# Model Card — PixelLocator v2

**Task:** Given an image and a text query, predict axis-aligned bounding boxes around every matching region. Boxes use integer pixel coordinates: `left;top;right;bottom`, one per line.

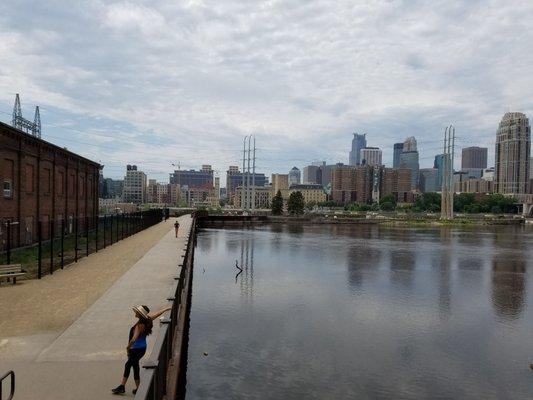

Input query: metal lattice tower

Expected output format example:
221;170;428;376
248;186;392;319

12;94;41;138
440;125;455;219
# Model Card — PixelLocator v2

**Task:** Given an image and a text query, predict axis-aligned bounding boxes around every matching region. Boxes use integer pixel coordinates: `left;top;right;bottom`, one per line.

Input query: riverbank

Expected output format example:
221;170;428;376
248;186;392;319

198;214;526;228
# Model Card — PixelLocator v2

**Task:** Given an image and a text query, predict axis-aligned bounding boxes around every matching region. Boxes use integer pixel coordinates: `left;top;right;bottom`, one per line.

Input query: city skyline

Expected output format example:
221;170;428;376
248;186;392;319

0;2;533;181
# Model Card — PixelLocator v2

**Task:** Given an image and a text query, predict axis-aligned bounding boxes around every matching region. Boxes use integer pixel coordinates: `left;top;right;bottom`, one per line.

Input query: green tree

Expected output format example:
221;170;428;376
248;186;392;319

454;193;476;212
287;191;305;215
379;194;397;211
271;190;284;215
414;192;441;211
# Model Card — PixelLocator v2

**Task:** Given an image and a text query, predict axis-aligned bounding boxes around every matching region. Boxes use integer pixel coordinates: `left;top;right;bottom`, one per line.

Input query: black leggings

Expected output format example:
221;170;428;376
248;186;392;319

124;347;146;380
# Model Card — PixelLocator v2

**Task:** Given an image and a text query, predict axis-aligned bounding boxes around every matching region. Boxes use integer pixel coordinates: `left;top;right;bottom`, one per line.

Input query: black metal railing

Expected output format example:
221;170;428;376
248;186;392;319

0;370;15;400
0;209;168;280
135;218;196;400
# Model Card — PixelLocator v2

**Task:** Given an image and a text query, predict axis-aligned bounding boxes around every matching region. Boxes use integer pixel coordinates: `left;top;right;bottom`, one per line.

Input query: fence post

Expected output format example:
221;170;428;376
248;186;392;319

38;221;42;279
116;213;119;242
61;219;64;269
121;213;124;240
50;219;54;275
103;215;107;249
86;216;89;257
111;214;114;245
74;217;78;263
6;221;10;265
95;215;98;253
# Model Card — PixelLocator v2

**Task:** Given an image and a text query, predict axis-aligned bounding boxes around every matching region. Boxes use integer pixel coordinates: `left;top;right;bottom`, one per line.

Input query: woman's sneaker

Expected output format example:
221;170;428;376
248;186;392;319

111;385;125;394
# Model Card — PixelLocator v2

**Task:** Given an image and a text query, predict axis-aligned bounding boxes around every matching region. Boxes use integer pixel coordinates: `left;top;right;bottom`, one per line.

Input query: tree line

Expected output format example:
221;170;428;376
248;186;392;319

271;191;519;215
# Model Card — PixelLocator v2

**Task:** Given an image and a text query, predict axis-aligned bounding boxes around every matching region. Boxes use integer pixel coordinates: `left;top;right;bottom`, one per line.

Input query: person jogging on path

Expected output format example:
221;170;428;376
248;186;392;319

111;304;172;395
174;220;180;237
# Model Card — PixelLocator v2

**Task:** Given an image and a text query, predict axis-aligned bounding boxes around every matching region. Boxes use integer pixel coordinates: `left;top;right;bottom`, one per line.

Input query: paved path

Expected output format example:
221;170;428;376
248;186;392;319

0;215;191;400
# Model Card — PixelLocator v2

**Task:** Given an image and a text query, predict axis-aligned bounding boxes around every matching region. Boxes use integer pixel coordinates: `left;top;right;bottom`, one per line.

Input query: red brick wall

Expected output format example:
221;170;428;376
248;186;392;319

0;122;100;249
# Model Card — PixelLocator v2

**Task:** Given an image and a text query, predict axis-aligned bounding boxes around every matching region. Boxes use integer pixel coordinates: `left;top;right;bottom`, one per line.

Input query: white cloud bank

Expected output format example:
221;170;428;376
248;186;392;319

0;0;531;180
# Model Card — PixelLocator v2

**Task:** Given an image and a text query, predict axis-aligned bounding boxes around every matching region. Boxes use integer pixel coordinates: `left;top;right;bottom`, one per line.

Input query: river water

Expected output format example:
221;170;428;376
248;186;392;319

183;224;533;399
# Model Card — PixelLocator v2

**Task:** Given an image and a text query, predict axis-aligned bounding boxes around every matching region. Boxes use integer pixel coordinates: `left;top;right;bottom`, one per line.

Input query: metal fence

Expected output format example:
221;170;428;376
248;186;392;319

135;217;196;400
0;370;15;400
0;209;167;279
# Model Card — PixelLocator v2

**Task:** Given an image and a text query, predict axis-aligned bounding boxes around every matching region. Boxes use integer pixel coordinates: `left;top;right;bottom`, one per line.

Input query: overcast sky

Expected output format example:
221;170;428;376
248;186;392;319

0;0;532;182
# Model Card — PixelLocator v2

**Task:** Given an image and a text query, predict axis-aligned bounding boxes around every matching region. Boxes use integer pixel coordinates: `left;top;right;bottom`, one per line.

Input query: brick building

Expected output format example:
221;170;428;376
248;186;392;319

331;165;412;204
0;121;100;249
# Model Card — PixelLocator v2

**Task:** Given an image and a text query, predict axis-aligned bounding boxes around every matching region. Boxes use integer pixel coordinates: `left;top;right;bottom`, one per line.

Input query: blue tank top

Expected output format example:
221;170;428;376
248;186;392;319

129;323;147;349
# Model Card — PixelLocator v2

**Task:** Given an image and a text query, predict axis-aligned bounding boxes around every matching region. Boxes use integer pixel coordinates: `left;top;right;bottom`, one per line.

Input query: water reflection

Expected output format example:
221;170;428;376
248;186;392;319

186;225;533;400
238;234;254;301
491;259;526;320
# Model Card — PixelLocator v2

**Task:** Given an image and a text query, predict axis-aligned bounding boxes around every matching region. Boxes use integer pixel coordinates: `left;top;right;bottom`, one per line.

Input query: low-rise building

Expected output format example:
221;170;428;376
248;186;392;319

281;184;326;204
454;179;494;194
234;186;272;209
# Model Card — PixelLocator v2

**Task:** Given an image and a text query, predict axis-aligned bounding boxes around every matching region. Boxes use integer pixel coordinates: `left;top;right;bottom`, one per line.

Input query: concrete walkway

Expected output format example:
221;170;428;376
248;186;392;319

0;215;191;400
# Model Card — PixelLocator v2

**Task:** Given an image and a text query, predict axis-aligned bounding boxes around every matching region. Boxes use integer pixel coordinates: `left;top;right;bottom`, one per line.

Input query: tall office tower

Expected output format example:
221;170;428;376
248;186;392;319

399;137;419;189
360;147;382;167
494;112;531;194
462;147;488;169
403;136;417;152
123;165;147;204
434;154;446;189
349;133;367;166
393;143;404;168
419;168;438;193
289;167;301;185
303;165;321;184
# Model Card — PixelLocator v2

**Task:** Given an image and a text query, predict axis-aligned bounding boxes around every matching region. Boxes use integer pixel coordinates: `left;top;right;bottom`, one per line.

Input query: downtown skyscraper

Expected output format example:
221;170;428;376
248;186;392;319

349;133;367;166
495;112;531;194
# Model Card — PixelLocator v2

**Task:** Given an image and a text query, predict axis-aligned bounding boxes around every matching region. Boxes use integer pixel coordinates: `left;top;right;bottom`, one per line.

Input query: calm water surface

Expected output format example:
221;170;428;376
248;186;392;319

184;224;533;399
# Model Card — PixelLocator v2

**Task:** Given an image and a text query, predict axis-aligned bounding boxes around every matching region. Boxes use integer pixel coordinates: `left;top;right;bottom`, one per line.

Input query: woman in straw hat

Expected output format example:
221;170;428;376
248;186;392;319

112;304;172;395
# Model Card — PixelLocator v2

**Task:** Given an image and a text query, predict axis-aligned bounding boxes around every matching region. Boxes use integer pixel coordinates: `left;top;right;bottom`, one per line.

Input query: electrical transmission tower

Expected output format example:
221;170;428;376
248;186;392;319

241;135;257;213
440;125;455;219
12;94;41;138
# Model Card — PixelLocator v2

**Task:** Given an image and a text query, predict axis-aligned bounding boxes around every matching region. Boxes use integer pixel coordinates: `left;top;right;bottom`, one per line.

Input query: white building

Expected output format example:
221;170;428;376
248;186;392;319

360;147;382;166
122;165;147;204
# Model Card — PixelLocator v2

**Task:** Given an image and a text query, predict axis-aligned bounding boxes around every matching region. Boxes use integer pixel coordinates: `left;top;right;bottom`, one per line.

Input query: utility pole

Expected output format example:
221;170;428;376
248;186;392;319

247;135;252;211
252;136;256;212
440;125;455;219
242;136;248;211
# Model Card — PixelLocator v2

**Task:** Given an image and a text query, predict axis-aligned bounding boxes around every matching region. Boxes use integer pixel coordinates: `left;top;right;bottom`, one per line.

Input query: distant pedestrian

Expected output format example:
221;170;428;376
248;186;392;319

174;220;180;237
111;304;171;395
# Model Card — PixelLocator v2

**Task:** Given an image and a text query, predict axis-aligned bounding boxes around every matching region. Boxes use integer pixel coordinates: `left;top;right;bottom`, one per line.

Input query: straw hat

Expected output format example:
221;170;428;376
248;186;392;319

132;305;150;319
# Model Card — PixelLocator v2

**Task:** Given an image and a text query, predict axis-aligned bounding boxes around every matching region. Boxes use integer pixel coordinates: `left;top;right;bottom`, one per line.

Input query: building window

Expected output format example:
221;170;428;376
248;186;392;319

3;180;12;198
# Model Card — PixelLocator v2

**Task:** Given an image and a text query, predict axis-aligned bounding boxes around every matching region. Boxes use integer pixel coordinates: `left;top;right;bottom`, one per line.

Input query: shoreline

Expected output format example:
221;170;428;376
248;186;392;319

197;214;529;228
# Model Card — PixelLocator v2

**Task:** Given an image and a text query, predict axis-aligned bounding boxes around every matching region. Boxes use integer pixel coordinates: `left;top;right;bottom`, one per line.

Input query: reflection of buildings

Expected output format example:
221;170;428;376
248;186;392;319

491;259;526;320
346;245;382;291
389;248;416;288
238;234;255;301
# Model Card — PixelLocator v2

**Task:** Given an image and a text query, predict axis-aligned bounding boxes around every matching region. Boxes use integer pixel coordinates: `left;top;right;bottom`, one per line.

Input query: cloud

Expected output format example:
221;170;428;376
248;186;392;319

0;0;531;181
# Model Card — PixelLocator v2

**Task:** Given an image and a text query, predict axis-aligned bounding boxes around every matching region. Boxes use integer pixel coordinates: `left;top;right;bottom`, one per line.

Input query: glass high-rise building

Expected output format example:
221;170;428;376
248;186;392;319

289;167;301;186
495;112;530;194
393;143;404;168
434;154;446;190
399;137;419;189
349;133;367;166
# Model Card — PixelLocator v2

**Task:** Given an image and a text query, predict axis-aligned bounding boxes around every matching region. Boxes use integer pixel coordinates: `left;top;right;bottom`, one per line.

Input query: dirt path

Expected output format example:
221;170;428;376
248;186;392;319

0;218;175;337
